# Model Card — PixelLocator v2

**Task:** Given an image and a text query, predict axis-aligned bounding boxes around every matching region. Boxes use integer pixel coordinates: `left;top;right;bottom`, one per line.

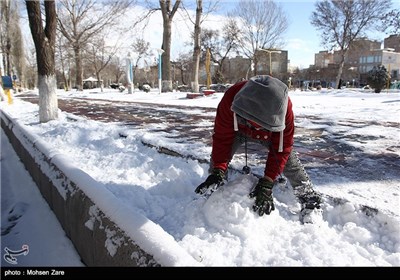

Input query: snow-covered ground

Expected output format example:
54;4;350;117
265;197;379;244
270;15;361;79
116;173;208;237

1;86;399;267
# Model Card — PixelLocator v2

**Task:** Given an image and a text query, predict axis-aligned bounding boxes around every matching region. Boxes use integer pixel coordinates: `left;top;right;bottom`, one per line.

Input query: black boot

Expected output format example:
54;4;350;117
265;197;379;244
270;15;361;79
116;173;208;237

293;183;323;224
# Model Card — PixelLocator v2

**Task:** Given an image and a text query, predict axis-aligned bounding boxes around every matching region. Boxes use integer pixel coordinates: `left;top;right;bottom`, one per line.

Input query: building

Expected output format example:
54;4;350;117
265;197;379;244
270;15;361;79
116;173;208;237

255;49;289;82
132;34;398;91
222;55;251;83
384;34;400;52
315;51;333;68
310;35;399;87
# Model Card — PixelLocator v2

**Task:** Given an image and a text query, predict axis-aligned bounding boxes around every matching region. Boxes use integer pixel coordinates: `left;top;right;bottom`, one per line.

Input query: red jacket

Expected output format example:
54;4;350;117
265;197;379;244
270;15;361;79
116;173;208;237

211;81;294;180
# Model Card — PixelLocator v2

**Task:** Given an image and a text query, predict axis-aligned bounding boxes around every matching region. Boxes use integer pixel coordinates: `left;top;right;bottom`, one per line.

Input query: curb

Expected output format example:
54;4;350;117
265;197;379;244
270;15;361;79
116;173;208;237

1;110;200;267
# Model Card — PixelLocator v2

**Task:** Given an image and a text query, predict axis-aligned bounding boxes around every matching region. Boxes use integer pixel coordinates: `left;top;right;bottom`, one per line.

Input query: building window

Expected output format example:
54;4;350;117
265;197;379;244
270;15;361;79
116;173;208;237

366;65;373;72
393;70;398;79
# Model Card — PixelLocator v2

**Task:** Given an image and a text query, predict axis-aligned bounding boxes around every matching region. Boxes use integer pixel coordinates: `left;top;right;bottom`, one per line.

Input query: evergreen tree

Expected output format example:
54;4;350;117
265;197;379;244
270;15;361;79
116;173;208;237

367;65;390;93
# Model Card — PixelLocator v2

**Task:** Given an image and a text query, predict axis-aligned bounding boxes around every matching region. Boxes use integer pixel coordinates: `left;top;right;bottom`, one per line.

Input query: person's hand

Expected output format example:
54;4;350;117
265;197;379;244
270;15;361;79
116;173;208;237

249;177;275;216
195;169;225;195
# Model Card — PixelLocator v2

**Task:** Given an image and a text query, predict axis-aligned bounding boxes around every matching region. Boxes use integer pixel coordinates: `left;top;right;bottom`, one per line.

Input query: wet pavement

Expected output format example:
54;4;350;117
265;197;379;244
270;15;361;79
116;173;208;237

17;93;400;184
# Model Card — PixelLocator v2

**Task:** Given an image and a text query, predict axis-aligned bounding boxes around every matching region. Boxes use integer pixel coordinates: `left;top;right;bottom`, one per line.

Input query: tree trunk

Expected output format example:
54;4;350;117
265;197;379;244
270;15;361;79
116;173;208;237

26;0;58;122
191;0;202;93
335;57;345;89
38;74;58;121
162;19;173;92
159;0;181;93
73;45;83;91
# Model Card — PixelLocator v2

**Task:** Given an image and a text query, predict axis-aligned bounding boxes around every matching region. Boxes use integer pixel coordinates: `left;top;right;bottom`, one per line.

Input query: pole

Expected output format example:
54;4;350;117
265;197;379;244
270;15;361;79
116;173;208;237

269;52;272;76
258;49;281;76
156;49;164;94
206;48;211;89
126;53;133;94
158;53;162;94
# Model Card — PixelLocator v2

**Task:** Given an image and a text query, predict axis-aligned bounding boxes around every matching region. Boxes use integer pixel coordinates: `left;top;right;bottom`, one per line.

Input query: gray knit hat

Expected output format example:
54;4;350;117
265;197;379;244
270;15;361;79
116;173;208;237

231;75;288;132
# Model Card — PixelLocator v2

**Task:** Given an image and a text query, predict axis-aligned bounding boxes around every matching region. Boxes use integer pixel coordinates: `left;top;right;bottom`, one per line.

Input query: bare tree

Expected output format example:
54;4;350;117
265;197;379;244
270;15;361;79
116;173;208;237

201;19;241;84
159;0;181;92
1;0;12;76
107;56;125;85
311;0;392;89
25;0;58;123
189;0;202;92
11;3;26;89
200;28;219;83
57;0;134;91
173;51;192;86
180;0;220;92
131;38;151;85
381;9;400;34
231;0;288;76
55;32;73;91
84;37;119;91
0;0;26;88
25;47;37;89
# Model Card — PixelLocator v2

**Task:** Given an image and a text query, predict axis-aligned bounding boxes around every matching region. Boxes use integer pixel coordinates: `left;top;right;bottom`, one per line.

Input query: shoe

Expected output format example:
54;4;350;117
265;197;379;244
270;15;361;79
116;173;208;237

293;183;323;224
293;182;322;210
300;207;323;224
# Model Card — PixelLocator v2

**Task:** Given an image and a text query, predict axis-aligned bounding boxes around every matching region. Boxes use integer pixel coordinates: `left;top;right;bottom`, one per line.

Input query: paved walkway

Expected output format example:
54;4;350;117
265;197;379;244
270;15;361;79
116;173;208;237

18;93;400;185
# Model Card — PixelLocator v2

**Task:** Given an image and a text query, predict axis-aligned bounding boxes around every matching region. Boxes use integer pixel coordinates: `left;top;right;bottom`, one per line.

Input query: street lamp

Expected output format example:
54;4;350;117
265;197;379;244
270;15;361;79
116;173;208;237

156;48;164;94
258;48;281;76
246;59;254;79
348;67;356;88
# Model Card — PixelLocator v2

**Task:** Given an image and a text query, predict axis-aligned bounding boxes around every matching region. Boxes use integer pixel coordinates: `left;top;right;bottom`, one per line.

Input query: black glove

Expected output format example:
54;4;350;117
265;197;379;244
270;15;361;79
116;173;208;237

195;169;225;195
249;178;275;216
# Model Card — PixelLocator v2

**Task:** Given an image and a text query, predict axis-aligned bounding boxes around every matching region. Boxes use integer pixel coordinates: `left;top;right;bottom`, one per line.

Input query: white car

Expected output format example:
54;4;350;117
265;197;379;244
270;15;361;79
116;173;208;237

142;84;151;92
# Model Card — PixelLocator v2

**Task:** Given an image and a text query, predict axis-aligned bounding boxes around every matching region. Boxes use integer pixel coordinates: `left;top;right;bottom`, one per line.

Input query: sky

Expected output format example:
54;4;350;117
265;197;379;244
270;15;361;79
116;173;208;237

1;85;399;268
17;0;399;71
133;0;399;69
129;0;330;68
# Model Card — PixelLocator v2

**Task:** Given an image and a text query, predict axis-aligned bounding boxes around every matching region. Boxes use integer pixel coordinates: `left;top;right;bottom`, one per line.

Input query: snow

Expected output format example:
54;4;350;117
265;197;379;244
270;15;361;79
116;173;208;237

1;86;399;267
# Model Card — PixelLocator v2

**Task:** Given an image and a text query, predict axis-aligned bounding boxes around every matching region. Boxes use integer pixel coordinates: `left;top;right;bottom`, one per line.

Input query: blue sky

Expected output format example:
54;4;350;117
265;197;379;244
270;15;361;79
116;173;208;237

279;0;399;68
278;0;322;68
209;0;324;67
215;0;399;68
181;0;322;68
19;0;398;70
204;0;400;68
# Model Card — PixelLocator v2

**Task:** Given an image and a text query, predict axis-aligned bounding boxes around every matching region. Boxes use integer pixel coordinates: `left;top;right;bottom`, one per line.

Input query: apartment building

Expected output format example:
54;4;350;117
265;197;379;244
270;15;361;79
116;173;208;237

133;34;398;90
385;34;400;52
311;35;399;87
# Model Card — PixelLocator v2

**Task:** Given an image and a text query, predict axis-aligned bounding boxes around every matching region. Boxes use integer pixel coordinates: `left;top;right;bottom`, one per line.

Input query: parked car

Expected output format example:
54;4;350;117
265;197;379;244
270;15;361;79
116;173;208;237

110;83;122;89
210;84;227;92
142;84;151;92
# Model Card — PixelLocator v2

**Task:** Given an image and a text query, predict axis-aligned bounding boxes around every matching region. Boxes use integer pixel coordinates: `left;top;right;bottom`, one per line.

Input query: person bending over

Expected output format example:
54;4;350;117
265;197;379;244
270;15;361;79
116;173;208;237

195;75;322;221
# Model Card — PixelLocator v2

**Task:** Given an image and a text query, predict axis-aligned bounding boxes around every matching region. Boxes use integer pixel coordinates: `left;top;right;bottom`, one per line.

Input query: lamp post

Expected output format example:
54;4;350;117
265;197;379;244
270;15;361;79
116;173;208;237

126;52;134;94
246;59;254;79
348;67;357;88
156;48;164;94
258;48;281;76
